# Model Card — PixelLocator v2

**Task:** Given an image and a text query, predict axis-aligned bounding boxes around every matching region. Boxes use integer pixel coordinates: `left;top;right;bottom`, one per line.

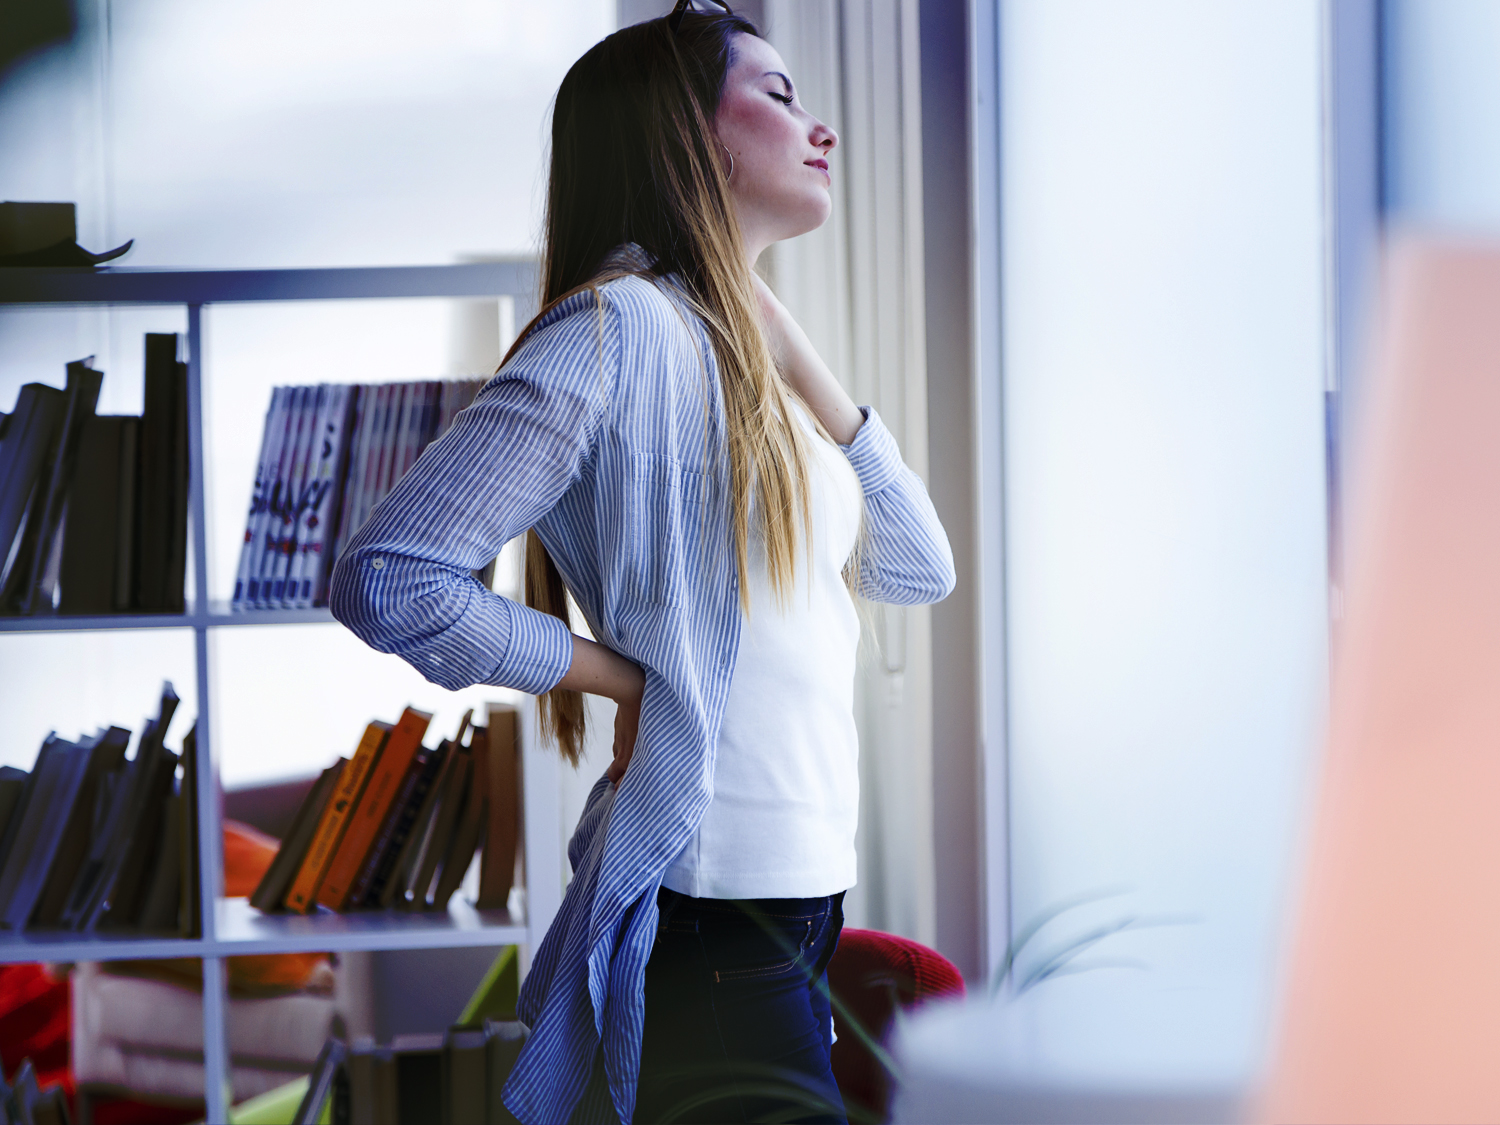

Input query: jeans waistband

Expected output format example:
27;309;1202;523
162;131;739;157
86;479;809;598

656;887;845;930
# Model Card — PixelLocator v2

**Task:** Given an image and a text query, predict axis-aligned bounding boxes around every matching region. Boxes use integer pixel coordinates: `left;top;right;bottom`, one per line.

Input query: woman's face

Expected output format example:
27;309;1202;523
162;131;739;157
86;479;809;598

715;33;838;261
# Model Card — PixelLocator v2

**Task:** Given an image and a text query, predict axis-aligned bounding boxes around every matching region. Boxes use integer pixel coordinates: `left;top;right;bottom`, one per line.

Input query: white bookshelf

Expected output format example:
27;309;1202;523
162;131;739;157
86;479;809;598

0;262;559;1125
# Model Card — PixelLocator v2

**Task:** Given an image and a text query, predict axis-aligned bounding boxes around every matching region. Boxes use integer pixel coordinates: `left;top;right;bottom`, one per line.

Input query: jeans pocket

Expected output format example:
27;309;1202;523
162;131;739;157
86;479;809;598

707;916;817;984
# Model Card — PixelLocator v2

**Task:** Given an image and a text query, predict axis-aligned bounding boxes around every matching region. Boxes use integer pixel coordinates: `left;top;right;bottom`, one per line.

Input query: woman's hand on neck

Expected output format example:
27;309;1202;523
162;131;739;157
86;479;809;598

749;269;864;445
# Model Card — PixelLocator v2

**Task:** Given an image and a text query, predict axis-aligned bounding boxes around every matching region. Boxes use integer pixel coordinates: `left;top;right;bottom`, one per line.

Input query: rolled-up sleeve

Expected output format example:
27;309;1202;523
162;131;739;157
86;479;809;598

840;406;957;605
330;291;618;694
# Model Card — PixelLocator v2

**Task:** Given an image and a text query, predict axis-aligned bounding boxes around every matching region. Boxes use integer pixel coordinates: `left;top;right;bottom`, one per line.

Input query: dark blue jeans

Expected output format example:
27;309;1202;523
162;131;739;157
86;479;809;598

634;888;848;1124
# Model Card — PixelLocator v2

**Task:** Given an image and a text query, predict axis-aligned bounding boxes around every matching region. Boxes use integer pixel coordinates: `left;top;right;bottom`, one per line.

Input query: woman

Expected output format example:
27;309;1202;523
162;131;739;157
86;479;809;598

330;4;954;1123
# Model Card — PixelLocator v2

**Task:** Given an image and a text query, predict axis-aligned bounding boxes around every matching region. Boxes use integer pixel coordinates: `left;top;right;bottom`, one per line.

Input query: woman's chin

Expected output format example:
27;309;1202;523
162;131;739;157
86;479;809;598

776;197;834;242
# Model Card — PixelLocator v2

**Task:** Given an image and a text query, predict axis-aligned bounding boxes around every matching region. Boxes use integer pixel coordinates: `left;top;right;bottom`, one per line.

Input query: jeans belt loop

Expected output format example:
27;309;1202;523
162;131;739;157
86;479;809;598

655;886;682;943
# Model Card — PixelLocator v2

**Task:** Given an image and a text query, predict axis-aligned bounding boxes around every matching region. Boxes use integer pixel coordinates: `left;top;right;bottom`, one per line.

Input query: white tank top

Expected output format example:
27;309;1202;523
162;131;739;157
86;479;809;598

662;404;863;900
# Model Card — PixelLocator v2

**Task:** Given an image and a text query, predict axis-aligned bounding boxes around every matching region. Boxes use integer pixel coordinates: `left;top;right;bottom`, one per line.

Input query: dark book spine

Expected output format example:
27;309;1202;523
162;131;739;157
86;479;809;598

112;418;139;611
164;359;188;612
360;750;442;907
59;416;126;615
135;334;179;610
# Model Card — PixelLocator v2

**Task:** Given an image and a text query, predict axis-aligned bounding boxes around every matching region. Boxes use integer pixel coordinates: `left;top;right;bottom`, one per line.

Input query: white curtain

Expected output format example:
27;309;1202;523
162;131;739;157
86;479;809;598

763;0;936;944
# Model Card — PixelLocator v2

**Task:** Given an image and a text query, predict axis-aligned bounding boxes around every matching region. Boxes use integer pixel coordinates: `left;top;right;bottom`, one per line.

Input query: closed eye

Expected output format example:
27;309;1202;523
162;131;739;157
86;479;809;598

770;92;794;106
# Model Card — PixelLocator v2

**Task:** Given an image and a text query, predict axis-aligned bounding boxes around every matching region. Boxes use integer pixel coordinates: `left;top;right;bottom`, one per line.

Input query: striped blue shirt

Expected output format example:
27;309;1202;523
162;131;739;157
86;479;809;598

329;255;955;1125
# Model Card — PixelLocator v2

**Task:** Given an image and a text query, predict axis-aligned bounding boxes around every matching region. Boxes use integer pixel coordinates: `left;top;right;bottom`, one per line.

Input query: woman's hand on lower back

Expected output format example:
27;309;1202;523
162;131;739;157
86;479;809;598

555;632;646;785
607;693;641;786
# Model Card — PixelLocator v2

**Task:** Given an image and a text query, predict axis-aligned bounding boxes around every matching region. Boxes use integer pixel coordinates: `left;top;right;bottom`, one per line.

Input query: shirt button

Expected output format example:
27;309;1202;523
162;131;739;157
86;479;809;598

371;557;385;570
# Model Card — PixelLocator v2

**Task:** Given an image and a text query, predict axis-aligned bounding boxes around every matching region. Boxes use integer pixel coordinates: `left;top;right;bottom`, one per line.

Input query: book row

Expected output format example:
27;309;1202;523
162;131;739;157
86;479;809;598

251;702;521;916
0;684;200;936
297;1018;527;1125
0;1055;69;1125
232;378;488;611
0;335;189;617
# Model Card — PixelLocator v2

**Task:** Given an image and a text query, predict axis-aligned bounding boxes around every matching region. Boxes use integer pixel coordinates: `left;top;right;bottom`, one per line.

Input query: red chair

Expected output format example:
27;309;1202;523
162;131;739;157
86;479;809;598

827;928;966;1122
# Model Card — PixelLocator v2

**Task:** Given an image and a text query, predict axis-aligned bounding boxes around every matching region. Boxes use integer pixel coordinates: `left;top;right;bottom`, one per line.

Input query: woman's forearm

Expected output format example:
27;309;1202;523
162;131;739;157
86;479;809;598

752;274;864;444
555;633;646;704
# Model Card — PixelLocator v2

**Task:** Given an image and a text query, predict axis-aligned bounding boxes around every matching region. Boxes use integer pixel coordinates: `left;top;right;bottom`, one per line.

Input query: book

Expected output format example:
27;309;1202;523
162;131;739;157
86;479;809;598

2;357;104;614
0;735;90;928
6;1059;39;1125
344;383;389;551
285;721;391;913
482;1019;528;1125
294;1037;348;1125
477;703;522;910
0;765;27;845
31;1085;66;1125
111;416;140;611
100;744;180;929
30;724;131;928
0;383;66;595
0;740;54;882
374;383;408;510
233;386;275;608
135;789;183;932
0;361;100;613
349;746;432;907
250;759;345;912
296;383;356;608
431;748;487;913
181;722;201;936
405;744;472;910
331;385;372;567
391;1032;444;1125
255;384;304;609
334;1036;398;1125
442;1025;489;1125
377;740;452;909
238;386;290;608
317;707;432;910
58;415;134;615
164;355;190;612
284;384;331;608
136;334;184;611
270;384;317;606
59;682;179;931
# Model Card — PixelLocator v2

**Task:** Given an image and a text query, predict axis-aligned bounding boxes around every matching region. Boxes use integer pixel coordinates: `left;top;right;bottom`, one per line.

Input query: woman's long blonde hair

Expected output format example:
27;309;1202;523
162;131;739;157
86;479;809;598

507;11;818;766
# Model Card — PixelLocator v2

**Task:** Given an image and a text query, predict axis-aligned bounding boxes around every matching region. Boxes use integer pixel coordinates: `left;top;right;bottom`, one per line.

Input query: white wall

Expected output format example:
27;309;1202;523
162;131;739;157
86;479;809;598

904;0;1331;1105
1384;0;1500;232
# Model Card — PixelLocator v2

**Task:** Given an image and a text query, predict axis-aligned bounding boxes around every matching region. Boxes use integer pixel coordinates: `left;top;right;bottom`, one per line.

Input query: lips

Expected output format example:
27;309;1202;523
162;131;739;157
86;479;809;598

806;158;830;180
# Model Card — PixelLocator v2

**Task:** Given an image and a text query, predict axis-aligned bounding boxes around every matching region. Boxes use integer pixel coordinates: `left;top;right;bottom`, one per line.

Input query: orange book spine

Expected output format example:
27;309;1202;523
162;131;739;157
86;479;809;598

316;707;433;910
285;721;391;913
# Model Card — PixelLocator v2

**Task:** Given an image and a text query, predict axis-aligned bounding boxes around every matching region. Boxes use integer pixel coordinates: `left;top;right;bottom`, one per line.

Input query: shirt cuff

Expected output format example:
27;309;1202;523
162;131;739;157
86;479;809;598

838;406;905;495
484;596;575;695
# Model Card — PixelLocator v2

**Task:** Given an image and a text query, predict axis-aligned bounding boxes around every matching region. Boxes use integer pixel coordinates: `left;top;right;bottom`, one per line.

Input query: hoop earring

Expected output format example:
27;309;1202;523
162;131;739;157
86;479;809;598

721;144;735;182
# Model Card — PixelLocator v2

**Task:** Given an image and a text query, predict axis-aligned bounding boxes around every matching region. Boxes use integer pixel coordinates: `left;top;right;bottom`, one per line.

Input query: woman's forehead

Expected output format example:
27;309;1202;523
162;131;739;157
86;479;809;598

728;32;789;83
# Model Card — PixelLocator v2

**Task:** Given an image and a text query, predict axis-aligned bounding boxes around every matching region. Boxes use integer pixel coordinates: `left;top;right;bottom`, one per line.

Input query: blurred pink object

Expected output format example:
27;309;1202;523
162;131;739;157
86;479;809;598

1261;239;1500;1123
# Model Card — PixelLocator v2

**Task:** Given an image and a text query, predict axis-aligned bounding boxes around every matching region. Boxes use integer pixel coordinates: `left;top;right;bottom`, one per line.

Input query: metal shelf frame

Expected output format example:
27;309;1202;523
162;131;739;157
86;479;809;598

0;262;556;1125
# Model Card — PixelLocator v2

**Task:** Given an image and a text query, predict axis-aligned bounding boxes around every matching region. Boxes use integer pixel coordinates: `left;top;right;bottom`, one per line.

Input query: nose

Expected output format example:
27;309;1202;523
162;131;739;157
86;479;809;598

812;119;838;152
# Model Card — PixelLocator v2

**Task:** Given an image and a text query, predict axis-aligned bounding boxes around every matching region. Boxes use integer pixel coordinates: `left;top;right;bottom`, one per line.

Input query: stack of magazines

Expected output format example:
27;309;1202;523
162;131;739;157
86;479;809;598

232;378;488;611
0;683;201;937
250;702;522;917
